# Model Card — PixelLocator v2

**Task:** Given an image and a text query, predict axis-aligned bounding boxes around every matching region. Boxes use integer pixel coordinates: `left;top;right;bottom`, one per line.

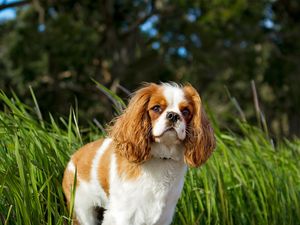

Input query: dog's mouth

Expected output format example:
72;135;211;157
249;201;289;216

153;127;177;138
152;127;183;145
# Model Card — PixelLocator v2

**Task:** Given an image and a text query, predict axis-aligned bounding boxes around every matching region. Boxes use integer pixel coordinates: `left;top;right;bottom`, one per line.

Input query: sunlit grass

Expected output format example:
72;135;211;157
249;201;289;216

0;91;299;225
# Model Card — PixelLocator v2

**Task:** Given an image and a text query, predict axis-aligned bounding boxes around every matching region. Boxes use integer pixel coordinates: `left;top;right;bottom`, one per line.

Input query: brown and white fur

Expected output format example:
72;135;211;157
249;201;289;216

62;83;215;225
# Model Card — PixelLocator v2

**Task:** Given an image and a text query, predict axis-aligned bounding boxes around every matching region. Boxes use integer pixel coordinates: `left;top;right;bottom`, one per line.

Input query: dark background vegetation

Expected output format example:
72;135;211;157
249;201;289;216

0;0;299;138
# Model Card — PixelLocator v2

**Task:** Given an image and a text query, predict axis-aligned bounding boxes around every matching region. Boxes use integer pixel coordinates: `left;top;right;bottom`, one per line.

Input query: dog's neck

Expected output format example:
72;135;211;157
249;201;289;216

150;142;185;162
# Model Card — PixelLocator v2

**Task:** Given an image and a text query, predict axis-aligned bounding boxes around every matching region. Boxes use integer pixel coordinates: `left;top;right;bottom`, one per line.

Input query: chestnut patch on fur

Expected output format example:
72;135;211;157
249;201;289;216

179;101;193;123
72;139;104;181
98;146;113;196
116;153;141;180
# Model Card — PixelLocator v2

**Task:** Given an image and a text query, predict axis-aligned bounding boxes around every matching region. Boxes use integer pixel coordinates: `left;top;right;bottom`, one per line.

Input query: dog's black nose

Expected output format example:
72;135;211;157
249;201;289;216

166;111;180;123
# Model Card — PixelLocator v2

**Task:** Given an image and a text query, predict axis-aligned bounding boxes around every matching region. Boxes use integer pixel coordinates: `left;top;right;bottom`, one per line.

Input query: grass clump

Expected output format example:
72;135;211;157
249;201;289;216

175;123;300;225
0;91;299;225
0;91;97;224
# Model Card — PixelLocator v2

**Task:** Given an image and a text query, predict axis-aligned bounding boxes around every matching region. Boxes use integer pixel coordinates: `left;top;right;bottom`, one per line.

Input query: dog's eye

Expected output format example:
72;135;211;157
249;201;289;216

152;105;162;113
181;108;190;117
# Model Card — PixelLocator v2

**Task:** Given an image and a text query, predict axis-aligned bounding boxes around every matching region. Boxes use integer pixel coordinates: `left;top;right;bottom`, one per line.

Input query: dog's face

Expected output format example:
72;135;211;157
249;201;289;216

110;83;215;167
148;84;193;144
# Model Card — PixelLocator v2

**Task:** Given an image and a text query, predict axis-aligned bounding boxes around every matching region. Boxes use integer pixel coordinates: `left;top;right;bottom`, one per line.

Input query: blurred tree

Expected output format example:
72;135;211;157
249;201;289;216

0;0;299;137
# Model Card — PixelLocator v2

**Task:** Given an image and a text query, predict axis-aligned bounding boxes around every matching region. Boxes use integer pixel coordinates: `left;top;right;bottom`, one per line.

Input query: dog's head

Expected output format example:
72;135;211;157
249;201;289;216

110;83;215;167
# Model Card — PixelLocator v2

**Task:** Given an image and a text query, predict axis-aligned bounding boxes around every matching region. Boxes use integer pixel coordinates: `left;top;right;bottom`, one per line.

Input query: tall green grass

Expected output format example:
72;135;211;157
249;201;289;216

0;91;299;225
175;124;300;225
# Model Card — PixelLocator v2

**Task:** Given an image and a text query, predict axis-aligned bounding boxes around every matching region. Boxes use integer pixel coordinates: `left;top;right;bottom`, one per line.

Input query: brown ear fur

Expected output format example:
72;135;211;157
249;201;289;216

183;84;216;167
109;83;158;163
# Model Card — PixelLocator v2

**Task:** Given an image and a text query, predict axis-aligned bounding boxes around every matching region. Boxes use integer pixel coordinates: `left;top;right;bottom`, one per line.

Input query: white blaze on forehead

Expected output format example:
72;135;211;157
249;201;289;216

162;83;185;111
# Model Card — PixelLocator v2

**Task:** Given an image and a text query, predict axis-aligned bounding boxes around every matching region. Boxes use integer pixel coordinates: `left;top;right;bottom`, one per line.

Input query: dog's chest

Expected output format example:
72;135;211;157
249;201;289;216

110;159;187;225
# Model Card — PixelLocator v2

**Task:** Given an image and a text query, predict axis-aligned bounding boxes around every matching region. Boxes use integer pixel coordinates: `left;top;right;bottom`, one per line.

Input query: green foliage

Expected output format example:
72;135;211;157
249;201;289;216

1;0;300;136
0;91;299;225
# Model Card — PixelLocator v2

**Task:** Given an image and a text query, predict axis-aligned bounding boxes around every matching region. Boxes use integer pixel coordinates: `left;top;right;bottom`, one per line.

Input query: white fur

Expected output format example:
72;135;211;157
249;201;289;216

67;160;76;173
102;142;187;225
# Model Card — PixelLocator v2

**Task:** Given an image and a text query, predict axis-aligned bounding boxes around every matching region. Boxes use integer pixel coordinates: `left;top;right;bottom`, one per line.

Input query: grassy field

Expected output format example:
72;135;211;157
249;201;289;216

0;91;299;225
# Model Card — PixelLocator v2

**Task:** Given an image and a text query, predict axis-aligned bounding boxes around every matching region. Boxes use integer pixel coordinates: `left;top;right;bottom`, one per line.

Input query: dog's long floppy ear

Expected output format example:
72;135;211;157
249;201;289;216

183;84;216;167
109;83;158;163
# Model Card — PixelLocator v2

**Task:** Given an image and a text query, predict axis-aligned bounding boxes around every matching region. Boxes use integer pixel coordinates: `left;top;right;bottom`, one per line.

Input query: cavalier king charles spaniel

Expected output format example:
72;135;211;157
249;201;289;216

62;82;215;225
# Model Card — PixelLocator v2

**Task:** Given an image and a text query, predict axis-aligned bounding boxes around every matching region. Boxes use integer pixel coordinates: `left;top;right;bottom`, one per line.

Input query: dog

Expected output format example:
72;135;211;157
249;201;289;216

62;82;215;225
